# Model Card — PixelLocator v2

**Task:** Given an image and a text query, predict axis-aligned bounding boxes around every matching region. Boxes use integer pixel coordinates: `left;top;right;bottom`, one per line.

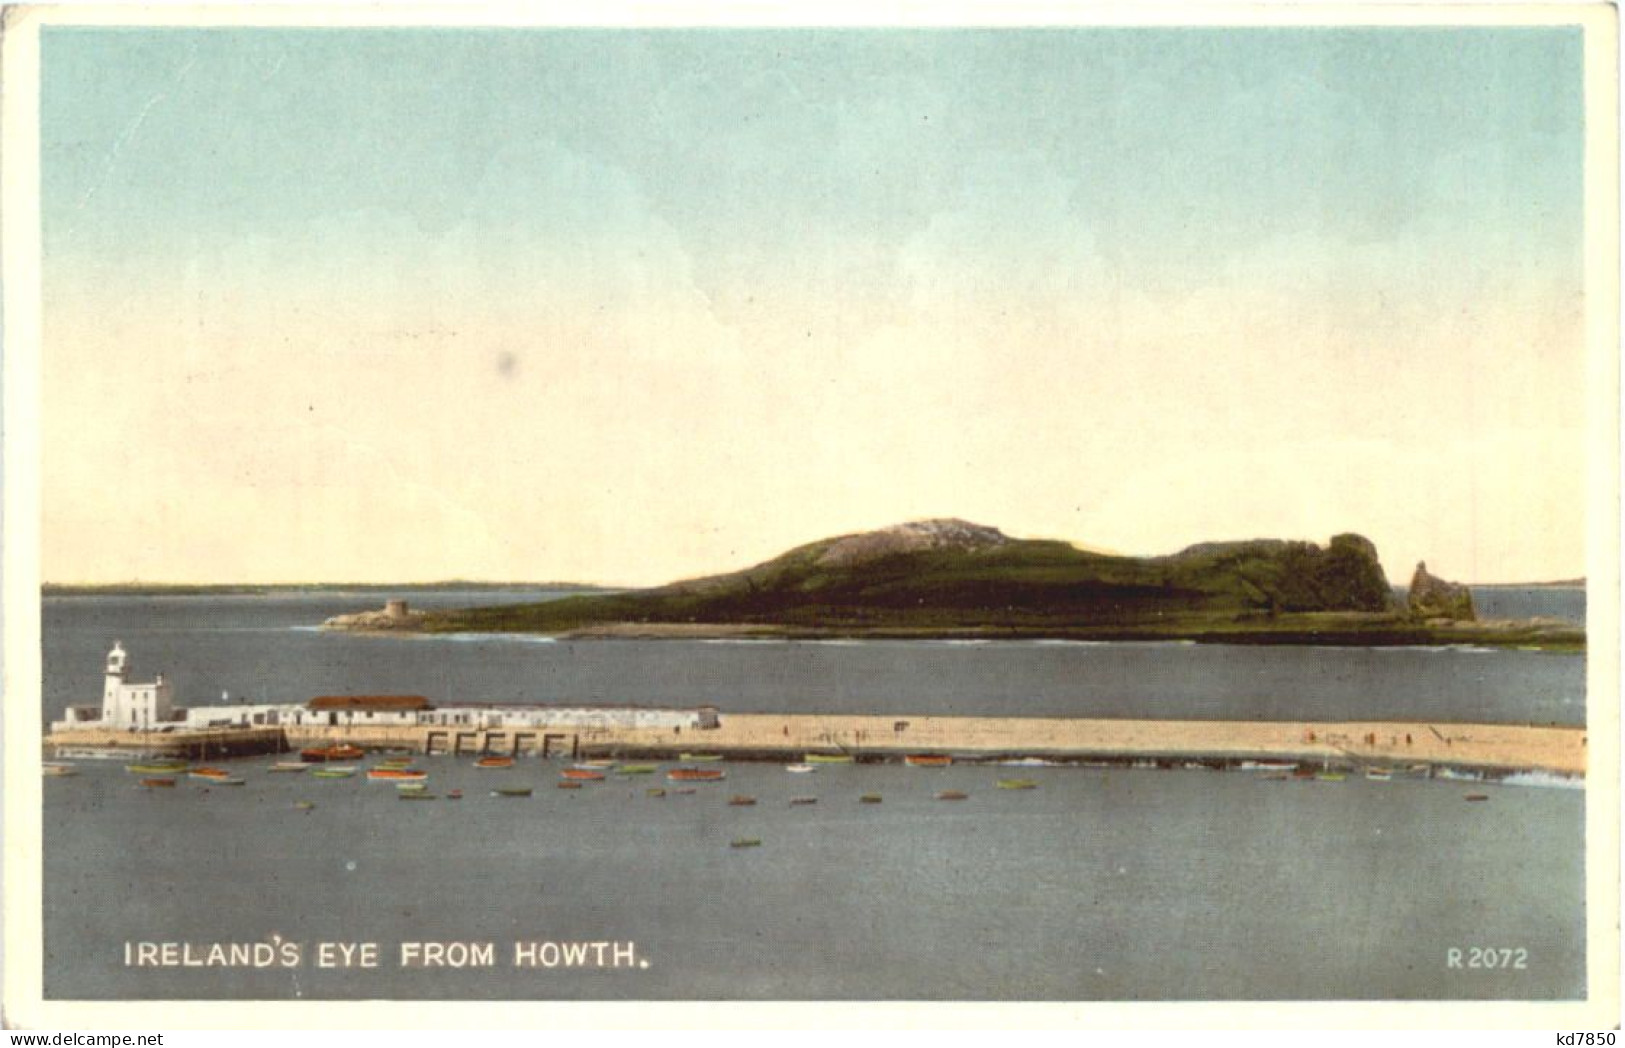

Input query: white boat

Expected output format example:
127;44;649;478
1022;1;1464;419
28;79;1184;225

43;762;78;777
785;763;816;774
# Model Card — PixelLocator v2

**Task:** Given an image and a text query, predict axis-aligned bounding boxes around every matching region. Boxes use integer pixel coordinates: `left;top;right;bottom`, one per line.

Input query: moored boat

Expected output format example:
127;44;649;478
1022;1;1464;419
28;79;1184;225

43;763;78;777
561;768;605;781
789;796;818;806
668;767;726;782
294;800;316;811
301;745;365;763
935;790;969;801
905;754;952;767
785;763;815;774
557;781;583;790
493;787;533;797
396;782;428;793
214;777;246;786
679;753;723;762
805;753;854;764
730;838;761;849
859;793;883;804
139;777;176;788
475;756;515;769
1365;768;1393;781
575;759;618;769
189;767;232;781
1465;793;1490;802
270;761;312;773
996;779;1038;790
447;789;463;800
126;761;189;774
618;764;659;775
311;766;357;779
367;768;427;782
646;787;667;798
398;792;438;801
1316;772;1346;782
728;795;757;806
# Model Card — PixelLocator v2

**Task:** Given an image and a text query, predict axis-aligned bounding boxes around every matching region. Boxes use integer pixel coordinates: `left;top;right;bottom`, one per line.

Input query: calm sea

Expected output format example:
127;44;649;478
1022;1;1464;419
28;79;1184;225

39;589;1587;1000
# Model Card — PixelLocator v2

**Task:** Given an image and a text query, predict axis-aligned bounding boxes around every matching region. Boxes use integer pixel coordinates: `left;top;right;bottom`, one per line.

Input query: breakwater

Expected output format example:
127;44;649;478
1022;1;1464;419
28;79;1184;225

45;713;1586;775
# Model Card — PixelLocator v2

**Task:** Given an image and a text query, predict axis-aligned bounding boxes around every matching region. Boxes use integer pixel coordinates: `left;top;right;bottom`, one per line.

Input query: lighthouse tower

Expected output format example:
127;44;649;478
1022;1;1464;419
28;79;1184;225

100;641;173;730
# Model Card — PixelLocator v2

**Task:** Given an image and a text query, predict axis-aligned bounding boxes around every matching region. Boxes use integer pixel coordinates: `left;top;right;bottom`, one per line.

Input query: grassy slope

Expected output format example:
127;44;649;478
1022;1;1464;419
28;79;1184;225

420;533;1419;637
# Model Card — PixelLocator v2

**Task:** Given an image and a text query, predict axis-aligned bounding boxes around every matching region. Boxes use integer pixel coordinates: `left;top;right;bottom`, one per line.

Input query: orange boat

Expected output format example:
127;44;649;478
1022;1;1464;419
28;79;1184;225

667;767;726;782
904;754;952;767
475;756;515;769
366;768;427;781
189;767;232;780
302;745;365;763
561;768;605;781
140;777;176;788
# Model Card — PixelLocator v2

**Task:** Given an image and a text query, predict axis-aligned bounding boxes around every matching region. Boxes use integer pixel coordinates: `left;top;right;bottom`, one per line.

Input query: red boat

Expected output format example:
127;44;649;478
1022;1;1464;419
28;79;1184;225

561;768;605;781
475;756;515;769
366;768;427;782
904;754;952;767
302;745;365;763
667;767;726;782
189;767;231;780
140;778;176;788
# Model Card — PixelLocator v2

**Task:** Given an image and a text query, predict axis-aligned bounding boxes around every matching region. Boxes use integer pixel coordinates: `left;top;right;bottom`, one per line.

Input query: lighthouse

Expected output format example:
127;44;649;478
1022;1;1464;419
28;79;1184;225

100;641;174;731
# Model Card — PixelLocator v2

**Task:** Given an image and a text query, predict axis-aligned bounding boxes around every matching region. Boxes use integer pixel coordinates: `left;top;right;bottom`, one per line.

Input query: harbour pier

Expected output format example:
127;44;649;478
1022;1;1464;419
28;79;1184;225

46;714;1586;777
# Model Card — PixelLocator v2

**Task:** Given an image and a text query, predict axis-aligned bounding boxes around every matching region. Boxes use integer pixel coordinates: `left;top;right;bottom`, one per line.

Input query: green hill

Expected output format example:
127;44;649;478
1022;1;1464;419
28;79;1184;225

413;519;1398;634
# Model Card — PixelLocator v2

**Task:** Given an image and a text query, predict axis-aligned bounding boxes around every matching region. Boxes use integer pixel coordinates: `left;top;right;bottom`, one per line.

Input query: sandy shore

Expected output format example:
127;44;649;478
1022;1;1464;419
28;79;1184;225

570;714;1586;775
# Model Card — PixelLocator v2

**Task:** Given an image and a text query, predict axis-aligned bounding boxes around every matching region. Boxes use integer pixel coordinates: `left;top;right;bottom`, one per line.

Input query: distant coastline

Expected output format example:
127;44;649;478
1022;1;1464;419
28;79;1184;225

42;581;615;597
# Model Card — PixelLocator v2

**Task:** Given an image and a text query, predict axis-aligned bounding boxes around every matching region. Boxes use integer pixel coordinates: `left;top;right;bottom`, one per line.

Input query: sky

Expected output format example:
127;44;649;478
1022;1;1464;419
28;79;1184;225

40;26;1589;585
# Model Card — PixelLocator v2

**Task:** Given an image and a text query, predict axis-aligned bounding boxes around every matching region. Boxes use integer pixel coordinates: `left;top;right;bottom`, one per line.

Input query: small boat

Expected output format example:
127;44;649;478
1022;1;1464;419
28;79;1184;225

1316;773;1346;782
785;763;816;774
302;745;365;763
396;782;428;793
730;838;762;849
935;790;969;801
375;757;413;770
1291;767;1317;779
679;753;723;762
43;763;78;777
189;767;232;781
859;793;883;804
789;797;818;806
215;777;246;786
561;768;605;781
139;777;176;788
270;761;312;773
674;787;698;795
1261;772;1291;781
475;756;515;769
1365;769;1393;782
728;795;757;806
1240;761;1298;772
447;789;463;800
618;764;659;775
367;768;427;781
1465;793;1490;802
312;766;357;779
294;800;316;811
996;779;1038;790
399;792;438;801
905;754;952;767
646;787;667;798
493;787;533;798
557;781;583;790
668;767;725;782
575;759;618;770
126;761;189;774
805;753;854;764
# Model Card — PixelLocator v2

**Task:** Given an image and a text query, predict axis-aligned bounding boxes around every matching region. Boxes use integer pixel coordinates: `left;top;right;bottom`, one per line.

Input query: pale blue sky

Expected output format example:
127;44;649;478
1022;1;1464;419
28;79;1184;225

39;27;1591;583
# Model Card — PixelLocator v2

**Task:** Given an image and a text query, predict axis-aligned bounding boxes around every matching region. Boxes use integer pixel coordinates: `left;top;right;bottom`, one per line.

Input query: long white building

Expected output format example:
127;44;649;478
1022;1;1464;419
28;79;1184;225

51;642;710;734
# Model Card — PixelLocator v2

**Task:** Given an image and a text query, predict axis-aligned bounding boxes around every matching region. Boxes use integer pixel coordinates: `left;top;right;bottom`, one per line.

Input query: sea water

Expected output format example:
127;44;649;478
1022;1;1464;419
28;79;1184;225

38;590;1588;1000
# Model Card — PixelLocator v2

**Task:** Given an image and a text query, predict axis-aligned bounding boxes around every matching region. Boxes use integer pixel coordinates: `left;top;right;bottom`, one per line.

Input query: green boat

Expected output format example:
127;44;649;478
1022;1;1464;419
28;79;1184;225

679;753;723;762
618;764;660;775
294;801;316;811
730;838;762;849
493;787;533;798
396;782;428;793
859;793;883;804
399;792;438;801
312;767;357;779
996;779;1038;790
646;787;667;798
126;761;189;774
805;754;855;764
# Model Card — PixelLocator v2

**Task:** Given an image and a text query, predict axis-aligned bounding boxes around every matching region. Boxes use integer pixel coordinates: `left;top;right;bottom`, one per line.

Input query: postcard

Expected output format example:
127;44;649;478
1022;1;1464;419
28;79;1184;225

2;1;1618;1031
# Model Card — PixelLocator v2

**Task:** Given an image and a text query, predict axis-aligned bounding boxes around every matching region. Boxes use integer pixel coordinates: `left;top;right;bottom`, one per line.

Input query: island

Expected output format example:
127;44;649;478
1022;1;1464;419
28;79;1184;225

323;519;1583;649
